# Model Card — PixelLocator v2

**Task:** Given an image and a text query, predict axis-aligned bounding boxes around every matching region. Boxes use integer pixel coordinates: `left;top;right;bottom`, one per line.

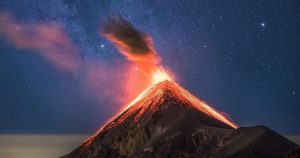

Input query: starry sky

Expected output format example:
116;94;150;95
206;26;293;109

0;0;299;134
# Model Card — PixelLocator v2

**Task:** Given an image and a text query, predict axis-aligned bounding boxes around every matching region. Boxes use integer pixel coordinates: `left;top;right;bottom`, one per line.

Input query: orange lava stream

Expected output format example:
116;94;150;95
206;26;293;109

174;82;238;129
117;70;238;129
122;67;172;112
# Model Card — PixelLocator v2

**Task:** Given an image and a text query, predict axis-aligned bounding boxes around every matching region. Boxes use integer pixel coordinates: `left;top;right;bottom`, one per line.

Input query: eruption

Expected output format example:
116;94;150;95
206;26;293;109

100;15;173;97
100;15;237;129
63;82;298;158
64;17;299;156
0;10;237;129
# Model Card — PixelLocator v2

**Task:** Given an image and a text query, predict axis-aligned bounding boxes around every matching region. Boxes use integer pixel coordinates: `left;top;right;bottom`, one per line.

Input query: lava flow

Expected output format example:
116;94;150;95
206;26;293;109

114;80;238;129
99;15;237;129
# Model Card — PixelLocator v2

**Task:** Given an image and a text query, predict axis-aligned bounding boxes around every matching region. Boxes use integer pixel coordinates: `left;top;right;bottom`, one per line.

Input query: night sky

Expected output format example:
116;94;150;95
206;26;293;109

0;0;299;134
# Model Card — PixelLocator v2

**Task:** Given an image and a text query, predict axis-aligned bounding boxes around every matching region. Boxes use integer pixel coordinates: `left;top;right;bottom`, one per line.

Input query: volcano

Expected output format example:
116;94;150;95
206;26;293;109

62;81;299;158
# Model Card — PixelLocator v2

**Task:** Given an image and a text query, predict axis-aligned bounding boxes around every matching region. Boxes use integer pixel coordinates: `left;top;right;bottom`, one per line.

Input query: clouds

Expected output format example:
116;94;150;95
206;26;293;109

0;12;81;73
0;11;130;106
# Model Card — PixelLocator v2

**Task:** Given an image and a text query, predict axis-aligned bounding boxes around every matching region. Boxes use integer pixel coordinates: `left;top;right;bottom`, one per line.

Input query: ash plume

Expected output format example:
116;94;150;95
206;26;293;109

100;14;160;66
100;15;169;98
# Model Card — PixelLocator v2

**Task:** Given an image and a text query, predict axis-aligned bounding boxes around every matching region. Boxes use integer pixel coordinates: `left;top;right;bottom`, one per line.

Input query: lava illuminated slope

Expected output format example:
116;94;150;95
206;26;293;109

62;80;298;158
109;80;237;129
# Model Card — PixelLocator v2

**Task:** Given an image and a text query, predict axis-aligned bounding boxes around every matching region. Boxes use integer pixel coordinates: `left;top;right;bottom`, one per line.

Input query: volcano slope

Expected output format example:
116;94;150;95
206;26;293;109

62;81;299;158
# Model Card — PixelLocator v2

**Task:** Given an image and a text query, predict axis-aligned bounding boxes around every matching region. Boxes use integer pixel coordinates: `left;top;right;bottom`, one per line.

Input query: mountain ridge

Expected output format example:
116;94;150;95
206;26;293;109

110;80;237;129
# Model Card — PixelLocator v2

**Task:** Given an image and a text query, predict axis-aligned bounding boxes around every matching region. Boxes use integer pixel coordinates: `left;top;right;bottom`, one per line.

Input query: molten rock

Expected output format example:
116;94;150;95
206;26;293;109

62;81;299;158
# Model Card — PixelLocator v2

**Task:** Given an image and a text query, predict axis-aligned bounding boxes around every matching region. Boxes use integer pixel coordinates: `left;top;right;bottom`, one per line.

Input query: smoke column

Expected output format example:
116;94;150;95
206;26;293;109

100;14;173;98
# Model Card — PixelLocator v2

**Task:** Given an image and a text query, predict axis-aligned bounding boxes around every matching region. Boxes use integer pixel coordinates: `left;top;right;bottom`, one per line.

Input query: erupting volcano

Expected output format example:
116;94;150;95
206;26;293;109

63;80;298;158
62;15;299;158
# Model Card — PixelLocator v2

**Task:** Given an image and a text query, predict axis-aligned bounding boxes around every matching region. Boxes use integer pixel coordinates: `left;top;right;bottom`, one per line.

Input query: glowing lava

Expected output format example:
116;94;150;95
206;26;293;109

119;65;238;129
84;80;238;148
152;67;172;84
119;80;238;129
100;15;238;130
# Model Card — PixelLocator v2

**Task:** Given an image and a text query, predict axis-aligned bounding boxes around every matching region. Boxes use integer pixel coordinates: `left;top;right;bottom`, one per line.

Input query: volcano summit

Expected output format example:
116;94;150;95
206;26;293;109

62;81;299;158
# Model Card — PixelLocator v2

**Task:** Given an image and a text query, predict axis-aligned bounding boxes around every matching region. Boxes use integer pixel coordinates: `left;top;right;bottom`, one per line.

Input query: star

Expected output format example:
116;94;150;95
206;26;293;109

292;90;296;95
101;44;104;48
261;22;265;27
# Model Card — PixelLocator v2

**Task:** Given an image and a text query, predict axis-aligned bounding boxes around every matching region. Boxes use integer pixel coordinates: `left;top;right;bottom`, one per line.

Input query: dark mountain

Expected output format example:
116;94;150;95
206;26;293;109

62;81;299;158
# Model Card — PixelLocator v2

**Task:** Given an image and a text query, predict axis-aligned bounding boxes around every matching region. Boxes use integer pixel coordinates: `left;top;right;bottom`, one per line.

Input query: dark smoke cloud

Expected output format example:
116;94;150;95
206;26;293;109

100;14;170;99
100;14;160;82
100;14;152;55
